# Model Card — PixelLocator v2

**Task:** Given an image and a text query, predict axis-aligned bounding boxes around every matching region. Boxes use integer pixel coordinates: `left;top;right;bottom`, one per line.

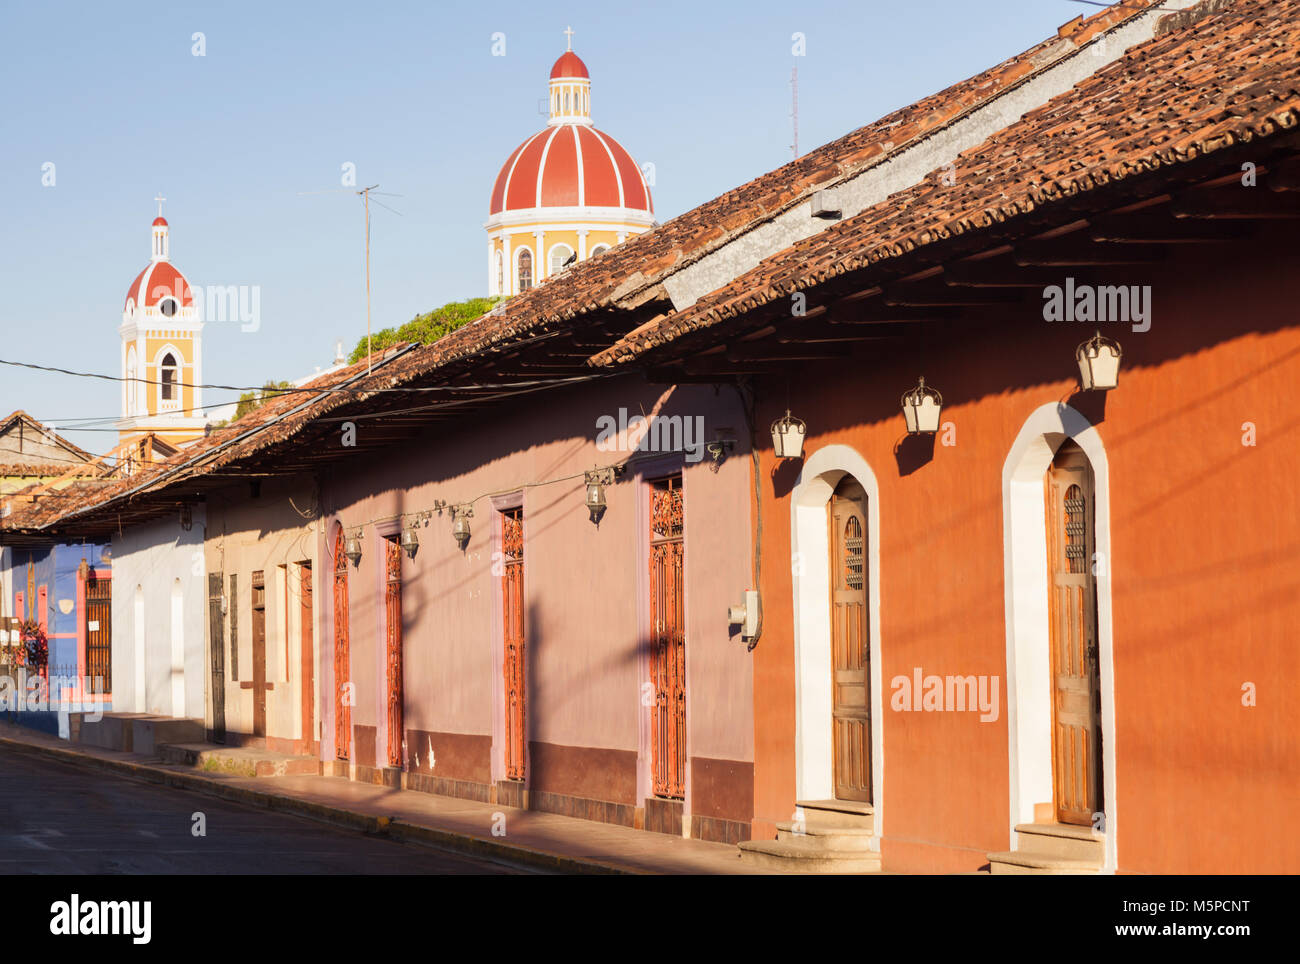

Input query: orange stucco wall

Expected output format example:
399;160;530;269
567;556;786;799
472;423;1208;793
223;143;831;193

750;232;1300;873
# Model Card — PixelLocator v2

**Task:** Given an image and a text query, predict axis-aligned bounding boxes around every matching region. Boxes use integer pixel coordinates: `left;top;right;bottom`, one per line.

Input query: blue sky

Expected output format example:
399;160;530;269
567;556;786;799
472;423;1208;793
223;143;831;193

0;0;1083;452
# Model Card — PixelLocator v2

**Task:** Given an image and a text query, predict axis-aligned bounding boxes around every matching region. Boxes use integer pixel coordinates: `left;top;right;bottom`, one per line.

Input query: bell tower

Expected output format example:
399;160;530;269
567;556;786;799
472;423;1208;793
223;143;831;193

116;199;206;459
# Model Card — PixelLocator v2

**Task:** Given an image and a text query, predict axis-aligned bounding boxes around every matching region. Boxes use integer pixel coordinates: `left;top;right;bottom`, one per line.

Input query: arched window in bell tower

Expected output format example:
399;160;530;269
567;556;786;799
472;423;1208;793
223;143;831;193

160;353;178;402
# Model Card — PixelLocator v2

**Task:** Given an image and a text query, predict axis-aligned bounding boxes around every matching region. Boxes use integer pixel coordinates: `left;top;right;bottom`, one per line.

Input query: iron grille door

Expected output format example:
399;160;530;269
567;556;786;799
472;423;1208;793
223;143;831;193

333;529;352;760
649;476;686;799
501;508;526;780
385;538;404;768
85;571;112;695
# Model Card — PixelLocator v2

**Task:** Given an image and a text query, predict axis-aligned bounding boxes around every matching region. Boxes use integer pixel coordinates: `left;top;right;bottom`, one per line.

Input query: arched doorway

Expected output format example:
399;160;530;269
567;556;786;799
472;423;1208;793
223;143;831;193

1002;403;1117;869
790;445;883;834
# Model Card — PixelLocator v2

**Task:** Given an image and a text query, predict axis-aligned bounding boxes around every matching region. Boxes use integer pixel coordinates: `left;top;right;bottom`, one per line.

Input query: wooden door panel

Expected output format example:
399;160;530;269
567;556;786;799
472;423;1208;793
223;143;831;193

385;539;404;768
830;484;870;803
252;572;266;738
1047;445;1102;826
207;573;225;742
333;530;352;760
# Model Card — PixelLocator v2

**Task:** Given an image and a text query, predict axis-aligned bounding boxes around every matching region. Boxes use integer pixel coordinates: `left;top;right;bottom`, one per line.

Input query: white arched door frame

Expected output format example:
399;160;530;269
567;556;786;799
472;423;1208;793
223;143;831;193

1002;402;1118;871
789;444;884;846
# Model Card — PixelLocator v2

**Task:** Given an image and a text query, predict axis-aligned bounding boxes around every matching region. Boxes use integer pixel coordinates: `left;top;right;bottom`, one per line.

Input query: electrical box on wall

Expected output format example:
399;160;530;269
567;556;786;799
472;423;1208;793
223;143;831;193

728;589;760;643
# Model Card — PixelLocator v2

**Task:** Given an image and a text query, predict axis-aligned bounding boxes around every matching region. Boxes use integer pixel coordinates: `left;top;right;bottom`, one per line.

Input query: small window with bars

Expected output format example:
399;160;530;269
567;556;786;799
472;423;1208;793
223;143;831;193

650;476;684;542
1063;484;1087;574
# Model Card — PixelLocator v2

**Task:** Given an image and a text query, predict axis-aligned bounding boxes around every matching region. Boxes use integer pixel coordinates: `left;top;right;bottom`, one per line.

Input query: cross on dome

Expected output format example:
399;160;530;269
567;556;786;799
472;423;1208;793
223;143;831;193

155;194;166;217
564;26;574;51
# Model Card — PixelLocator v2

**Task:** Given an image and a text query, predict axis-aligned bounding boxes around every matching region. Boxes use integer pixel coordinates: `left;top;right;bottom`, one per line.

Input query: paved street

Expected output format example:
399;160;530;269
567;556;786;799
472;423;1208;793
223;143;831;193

0;745;531;874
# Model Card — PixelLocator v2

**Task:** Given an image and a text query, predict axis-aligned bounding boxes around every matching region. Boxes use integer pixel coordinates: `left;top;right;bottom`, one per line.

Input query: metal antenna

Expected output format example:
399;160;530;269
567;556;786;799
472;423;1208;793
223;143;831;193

297;184;404;374
791;65;799;160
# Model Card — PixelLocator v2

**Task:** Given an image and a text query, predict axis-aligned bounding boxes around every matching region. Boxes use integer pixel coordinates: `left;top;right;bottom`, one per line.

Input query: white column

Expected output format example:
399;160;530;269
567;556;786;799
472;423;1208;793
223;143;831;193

487;238;496;295
502;236;512;296
534;230;546;280
577;229;588;261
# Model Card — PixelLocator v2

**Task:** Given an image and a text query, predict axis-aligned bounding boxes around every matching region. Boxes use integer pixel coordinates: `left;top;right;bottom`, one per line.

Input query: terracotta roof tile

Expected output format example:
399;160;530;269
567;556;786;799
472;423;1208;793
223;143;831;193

592;0;1300;365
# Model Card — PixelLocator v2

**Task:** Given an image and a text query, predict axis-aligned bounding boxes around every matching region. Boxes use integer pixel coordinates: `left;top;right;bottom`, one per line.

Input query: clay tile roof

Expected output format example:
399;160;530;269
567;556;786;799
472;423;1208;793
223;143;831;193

412;0;1164;366
591;0;1300;365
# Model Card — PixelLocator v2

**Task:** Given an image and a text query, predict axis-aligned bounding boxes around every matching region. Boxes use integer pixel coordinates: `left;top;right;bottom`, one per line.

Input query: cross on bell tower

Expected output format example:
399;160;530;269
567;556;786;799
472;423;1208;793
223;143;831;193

155;194;166;218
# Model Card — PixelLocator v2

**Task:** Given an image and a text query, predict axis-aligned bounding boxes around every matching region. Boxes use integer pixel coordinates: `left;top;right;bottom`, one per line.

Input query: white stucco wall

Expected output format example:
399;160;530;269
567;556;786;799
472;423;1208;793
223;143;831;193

110;510;206;719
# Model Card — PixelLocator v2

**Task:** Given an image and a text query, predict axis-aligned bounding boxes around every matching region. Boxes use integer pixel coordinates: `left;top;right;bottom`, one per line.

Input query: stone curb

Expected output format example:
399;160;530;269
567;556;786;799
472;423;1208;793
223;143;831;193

0;734;636;875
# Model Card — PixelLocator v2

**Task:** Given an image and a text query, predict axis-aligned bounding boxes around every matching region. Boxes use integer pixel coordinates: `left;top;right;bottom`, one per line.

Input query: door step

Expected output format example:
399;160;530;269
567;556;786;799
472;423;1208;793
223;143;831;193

739;799;879;873
987;822;1104;874
157;742;320;778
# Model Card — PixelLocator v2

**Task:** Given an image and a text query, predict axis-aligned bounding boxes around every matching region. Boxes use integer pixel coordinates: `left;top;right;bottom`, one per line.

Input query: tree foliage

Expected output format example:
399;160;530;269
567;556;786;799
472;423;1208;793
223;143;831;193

209;380;293;428
348;296;503;364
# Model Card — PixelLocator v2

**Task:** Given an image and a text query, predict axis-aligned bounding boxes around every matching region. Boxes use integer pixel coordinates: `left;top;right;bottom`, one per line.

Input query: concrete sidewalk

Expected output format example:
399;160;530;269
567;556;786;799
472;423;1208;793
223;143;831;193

0;722;760;875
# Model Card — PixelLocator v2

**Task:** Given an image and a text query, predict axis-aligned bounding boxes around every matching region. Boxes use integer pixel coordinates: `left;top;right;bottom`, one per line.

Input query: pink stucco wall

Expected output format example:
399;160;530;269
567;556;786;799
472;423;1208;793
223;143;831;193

319;373;755;834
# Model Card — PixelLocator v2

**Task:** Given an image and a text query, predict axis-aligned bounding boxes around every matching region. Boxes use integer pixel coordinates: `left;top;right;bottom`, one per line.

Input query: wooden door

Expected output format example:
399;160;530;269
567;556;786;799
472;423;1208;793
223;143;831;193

830;479;871;802
1046;442;1103;826
385;538;404;768
501;509;526;781
649;477;686;800
207;573;225;742
85;571;112;694
300;562;314;752
251;571;267;738
333;529;352;760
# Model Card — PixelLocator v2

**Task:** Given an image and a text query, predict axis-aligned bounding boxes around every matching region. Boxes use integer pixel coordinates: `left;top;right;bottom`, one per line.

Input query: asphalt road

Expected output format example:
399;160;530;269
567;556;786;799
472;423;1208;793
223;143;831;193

0;745;532;874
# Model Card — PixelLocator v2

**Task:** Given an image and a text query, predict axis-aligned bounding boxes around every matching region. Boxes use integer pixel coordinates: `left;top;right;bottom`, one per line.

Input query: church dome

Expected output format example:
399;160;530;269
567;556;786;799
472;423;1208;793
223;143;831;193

550;50;588;79
484;31;655;298
489;125;653;216
124;214;192;314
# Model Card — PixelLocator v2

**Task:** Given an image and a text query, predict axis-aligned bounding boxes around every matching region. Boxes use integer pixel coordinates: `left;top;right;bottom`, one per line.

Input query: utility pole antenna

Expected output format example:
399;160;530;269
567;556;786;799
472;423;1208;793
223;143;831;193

296;182;402;375
791;65;799;160
360;184;377;374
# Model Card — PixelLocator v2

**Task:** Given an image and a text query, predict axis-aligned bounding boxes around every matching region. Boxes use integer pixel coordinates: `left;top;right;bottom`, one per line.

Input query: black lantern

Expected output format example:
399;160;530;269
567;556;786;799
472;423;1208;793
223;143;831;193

344;531;363;566
399;522;419;559
584;468;614;524
1076;330;1123;391
771;410;806;459
901;376;943;435
452;505;473;551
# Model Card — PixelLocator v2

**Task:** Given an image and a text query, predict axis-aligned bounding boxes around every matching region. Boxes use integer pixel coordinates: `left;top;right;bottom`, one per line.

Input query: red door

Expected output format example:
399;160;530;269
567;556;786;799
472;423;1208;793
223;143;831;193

649;477;686;799
333;529;352;760
501;509;525;780
385;538;404;768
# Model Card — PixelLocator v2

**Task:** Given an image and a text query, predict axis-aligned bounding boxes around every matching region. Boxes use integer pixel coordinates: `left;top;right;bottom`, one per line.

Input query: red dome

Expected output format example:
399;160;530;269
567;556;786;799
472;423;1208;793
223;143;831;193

125;260;193;312
153;216;168;227
550;51;588;79
489;125;653;216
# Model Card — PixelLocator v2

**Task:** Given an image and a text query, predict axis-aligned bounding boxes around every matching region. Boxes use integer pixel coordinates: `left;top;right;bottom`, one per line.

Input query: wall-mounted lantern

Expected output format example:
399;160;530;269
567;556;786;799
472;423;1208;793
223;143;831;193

584;468;615;525
1076;330;1123;391
771;410;806;459
901;376;943;435
452;505;473;551
399;521;420;559
344;530;363;567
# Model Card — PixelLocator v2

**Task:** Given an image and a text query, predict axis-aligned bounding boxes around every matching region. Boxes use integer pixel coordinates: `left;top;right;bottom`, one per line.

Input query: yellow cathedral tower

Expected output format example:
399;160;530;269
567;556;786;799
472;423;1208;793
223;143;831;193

486;29;655;296
116;202;206;459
